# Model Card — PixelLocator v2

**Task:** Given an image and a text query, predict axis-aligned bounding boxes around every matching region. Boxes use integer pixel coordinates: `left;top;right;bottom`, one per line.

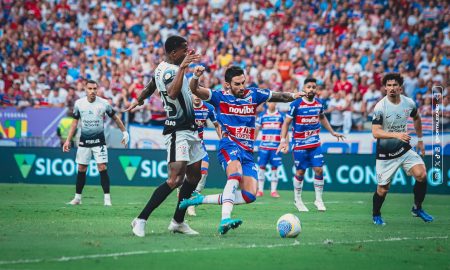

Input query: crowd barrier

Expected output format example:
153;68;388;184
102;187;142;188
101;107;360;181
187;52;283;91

1;147;448;194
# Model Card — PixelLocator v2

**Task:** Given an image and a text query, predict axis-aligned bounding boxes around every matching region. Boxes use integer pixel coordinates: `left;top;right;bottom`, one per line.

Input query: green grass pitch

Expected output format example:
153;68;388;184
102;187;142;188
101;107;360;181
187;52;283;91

0;184;448;270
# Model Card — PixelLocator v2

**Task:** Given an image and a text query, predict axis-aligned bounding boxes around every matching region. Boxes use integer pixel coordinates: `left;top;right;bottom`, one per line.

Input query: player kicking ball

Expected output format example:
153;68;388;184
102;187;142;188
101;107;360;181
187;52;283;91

278;77;344;212
371;73;433;225
255;102;285;198
179;66;304;234
63;79;129;206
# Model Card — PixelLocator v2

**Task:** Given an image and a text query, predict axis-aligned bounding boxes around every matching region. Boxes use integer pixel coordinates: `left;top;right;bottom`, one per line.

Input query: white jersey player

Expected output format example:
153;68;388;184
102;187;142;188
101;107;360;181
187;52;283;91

371;73;433;225
63;80;129;206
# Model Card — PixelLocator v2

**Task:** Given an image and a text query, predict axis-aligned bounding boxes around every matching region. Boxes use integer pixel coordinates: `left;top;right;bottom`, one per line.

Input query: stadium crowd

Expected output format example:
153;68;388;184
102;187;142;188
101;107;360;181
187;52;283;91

0;0;449;131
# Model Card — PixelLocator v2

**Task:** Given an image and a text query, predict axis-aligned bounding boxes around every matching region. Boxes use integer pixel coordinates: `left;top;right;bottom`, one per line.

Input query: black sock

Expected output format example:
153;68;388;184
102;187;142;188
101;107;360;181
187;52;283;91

138;182;173;220
413;181;427;210
373;192;386;216
100;170;110;194
76;171;87;194
173;180;197;223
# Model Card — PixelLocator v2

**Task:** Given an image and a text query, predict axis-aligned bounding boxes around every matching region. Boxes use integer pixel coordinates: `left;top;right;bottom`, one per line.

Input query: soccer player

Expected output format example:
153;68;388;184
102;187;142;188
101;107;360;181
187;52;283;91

277;77;345;212
186;94;222;216
129;36;207;237
63;80;129;206
255;102;285;198
179;66;304;234
371;73;433;225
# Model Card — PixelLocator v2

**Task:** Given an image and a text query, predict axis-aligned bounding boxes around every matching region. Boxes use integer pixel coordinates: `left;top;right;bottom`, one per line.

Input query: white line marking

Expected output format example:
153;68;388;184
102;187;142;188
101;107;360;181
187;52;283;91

0;236;446;265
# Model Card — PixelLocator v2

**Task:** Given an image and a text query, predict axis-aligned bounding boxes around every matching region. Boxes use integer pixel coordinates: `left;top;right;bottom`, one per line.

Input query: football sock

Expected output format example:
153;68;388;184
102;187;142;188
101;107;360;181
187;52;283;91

104;193;110;200
173;180;197;223
314;173;324;201
75;171;86;194
138;182;172;220
372;192;386;216
195;173;208;193
74;193;82;200
413;180;427;210
221;173;241;220
258;167;265;192
271;168;278;192
100;170;110;194
201;190;256;205
293;175;304;200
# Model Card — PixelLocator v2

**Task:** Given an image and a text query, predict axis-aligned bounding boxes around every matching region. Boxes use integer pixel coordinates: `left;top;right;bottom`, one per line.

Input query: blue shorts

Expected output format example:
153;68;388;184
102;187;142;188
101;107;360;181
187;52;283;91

293;146;325;171
217;139;258;180
258;149;282;168
201;144;209;163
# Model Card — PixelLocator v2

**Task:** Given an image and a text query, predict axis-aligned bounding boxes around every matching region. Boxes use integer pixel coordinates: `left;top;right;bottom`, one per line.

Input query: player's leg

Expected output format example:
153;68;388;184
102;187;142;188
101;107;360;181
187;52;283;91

92;145;111;206
293;150;309;212
372;157;400;225
132;131;189;237
187;157;209;216
403;151;433;222
269;150;282;198
257;149;269;196
69;147;90;205
312;166;326;211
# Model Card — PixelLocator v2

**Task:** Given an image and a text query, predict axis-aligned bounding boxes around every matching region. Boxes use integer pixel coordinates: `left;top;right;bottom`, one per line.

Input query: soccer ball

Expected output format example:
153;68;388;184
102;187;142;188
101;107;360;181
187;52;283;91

277;213;301;238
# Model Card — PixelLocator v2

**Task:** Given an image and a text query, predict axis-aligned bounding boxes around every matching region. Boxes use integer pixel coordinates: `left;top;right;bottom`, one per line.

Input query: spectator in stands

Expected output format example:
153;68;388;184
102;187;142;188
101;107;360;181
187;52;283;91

326;91;347;132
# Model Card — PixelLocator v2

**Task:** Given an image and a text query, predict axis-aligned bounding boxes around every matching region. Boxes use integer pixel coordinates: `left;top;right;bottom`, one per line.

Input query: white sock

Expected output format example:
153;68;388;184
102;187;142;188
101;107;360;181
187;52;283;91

195;173;207;193
314;175;324;202
104;193;111;200
202;191;249;205
258;167;265;192
270;169;278;192
75;193;82;200
293;175;304;201
221;179;239;220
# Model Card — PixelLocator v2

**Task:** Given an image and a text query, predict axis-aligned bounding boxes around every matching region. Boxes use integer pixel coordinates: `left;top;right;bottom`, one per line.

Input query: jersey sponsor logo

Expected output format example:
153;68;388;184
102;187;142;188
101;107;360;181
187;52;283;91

262;135;281;142
296;115;319;124
163;69;175;85
294;128;320;139
388;147;405;157
195;119;206;127
262;122;282;129
226;125;255;140
85;139;101;144
220;102;256;116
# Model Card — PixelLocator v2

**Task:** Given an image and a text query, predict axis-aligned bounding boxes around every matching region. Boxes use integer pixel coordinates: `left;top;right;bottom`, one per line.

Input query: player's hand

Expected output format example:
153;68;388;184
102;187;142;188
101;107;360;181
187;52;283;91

123;100;143;112
332;132;346;141
180;49;201;69
193;65;205;78
416;141;425;157
396;132;411;143
292;91;306;99
277;140;289;154
121;131;130;146
62;141;70;152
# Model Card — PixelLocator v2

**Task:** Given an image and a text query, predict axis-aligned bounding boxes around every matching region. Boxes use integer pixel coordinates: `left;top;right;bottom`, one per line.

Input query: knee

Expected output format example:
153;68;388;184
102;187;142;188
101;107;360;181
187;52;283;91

78;165;87;172
314;168;323;176
167;176;184;188
415;172;427;182
241;190;256;203
377;185;389;196
97;164;107;172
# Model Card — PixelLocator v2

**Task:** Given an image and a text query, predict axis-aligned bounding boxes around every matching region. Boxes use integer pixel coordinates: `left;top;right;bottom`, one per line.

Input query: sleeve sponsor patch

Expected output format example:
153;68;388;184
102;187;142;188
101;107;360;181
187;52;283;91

163;69;175;85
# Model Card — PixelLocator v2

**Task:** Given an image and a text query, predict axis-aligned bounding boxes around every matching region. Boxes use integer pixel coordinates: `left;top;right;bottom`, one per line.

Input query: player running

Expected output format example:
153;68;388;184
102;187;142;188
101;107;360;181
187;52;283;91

277;77;345;212
63;79;129;206
128;35;207;237
371;73;433;225
186;94;222;216
255;102;285;198
179;66;304;234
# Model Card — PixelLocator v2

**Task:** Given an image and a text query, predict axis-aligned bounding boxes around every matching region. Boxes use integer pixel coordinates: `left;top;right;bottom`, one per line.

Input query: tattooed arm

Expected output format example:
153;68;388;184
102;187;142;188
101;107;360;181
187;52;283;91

269;91;305;102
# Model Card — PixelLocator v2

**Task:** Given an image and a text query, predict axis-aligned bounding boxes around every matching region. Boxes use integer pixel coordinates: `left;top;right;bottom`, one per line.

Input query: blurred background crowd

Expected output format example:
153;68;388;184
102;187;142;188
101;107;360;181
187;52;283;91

0;0;449;132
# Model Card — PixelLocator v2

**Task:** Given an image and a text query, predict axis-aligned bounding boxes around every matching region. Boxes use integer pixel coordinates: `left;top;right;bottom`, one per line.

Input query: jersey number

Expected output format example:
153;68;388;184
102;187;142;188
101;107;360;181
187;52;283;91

160;91;177;118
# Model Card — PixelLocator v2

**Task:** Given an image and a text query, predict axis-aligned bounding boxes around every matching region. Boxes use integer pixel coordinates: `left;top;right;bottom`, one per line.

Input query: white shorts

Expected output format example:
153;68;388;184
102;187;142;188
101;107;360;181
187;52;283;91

376;149;425;185
76;145;108;165
164;130;206;165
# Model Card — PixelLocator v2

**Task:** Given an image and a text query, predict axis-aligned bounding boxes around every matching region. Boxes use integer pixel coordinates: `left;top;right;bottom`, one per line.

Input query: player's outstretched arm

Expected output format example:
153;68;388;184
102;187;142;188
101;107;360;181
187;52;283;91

277;117;293;154
319;114;345;141
123;77;157;112
269;92;305;102
372;124;411;143
112;114;130;146
63;119;78;152
189;66;211;100
413;113;425;156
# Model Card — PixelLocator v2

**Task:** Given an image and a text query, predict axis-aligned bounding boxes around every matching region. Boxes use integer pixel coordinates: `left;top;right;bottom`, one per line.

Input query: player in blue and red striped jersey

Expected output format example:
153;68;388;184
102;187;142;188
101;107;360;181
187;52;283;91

186;94;222;216
255;102;285;198
179;66;304;234
278;77;345;212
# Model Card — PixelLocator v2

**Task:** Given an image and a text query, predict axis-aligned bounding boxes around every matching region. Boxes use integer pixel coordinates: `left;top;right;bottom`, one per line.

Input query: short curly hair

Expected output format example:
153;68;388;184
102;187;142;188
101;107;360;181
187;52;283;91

382;73;403;86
